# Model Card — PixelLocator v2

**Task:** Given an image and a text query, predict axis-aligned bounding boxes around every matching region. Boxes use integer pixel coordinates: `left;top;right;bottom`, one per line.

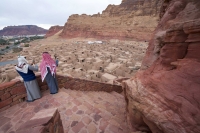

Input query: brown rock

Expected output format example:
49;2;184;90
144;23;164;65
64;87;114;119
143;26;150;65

185;42;200;61
0;122;12;133
93;113;102;122
16;126;45;133
17;108;64;133
41;85;48;91
0;105;10;112
76;110;84;114
99;118;108;131
72;106;78;112
72;121;85;133
108;124;123;133
45;25;64;37
71;121;78;127
10;100;20;106
12;94;27;102
87;122;97;133
73;99;82;106
65;109;73;115
0;116;11;126
82;116;92;125
0;90;4;96
53;109;60;124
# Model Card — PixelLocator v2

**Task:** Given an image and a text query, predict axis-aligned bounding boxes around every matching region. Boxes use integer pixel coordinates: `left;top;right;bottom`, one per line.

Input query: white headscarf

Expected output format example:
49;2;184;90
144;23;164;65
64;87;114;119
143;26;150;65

15;56;29;73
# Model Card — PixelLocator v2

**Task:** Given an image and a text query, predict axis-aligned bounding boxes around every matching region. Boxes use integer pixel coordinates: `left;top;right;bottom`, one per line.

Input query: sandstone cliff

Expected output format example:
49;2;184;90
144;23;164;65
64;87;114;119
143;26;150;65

123;0;200;132
0;25;47;36
45;25;63;38
60;0;163;41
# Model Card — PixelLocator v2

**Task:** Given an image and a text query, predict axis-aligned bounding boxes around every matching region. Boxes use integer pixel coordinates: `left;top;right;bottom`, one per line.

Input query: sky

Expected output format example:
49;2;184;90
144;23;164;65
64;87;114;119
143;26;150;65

0;0;121;30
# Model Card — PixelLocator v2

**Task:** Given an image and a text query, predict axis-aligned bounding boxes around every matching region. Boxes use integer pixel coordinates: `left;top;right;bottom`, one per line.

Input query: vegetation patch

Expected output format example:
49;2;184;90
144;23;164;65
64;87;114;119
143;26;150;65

24;44;29;47
0;39;9;45
13;47;23;53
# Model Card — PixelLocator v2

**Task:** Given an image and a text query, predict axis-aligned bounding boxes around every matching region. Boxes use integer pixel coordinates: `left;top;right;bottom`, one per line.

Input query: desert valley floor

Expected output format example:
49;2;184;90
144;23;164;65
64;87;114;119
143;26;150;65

0;32;148;84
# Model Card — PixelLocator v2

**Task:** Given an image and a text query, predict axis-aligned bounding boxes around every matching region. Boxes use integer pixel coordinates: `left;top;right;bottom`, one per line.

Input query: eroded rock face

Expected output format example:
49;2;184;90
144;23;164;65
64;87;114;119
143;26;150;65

60;0;163;41
123;0;200;133
45;25;64;37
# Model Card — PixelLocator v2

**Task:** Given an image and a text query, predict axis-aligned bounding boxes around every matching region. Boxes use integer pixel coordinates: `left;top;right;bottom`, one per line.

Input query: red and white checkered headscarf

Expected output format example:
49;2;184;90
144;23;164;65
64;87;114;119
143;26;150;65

40;52;56;82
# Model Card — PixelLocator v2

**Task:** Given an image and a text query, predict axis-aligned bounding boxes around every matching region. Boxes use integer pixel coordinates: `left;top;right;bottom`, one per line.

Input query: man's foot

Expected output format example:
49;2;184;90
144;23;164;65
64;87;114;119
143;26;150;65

26;99;34;102
50;92;58;94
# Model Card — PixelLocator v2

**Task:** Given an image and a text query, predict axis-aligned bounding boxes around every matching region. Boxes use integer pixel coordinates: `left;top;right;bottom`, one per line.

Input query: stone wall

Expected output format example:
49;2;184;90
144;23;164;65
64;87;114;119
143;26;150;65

0;74;122;111
0;75;48;111
57;75;122;93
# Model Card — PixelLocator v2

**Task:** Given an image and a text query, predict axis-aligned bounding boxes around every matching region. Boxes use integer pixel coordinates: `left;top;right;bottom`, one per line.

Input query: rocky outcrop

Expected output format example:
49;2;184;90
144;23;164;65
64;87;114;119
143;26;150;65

16;108;64;133
60;0;163;41
123;0;200;133
0;25;47;36
45;25;63;37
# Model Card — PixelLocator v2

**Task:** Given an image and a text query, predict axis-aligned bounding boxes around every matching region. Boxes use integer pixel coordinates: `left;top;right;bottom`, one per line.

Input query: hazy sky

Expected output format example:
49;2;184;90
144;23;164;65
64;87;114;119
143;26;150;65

0;0;121;30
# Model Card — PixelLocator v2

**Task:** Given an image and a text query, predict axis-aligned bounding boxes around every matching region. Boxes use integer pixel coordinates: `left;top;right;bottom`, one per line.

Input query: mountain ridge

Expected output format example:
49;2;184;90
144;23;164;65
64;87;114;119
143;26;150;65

0;25;47;36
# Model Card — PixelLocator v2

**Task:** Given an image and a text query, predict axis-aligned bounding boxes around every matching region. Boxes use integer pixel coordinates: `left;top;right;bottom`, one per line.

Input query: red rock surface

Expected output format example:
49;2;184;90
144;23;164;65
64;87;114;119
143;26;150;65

60;0;163;41
45;25;64;37
16;108;64;133
123;0;200;132
0;25;47;36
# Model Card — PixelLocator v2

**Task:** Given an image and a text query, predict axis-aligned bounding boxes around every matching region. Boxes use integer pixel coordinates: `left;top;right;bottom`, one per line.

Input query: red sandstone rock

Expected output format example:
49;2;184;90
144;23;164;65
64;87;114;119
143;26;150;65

17;108;64;133
123;0;200;133
0;90;4;96
45;25;64;37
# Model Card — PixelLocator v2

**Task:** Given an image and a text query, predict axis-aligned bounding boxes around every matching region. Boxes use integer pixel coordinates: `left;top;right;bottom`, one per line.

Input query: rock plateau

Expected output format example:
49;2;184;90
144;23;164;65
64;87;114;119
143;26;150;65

0;25;47;36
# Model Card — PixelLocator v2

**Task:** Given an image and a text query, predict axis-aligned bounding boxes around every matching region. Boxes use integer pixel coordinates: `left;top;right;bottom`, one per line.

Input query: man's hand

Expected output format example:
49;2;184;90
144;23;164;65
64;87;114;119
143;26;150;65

32;59;35;65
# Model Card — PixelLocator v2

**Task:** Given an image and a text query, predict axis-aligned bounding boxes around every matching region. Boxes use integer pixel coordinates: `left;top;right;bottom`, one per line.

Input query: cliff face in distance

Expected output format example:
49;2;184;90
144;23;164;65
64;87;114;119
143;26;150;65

123;0;200;132
60;0;163;41
45;25;63;37
0;25;47;36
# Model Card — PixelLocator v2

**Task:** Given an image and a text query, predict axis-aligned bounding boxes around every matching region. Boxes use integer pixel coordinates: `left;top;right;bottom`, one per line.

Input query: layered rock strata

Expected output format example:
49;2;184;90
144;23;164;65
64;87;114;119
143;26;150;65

60;0;163;41
45;25;63;37
123;0;200;133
